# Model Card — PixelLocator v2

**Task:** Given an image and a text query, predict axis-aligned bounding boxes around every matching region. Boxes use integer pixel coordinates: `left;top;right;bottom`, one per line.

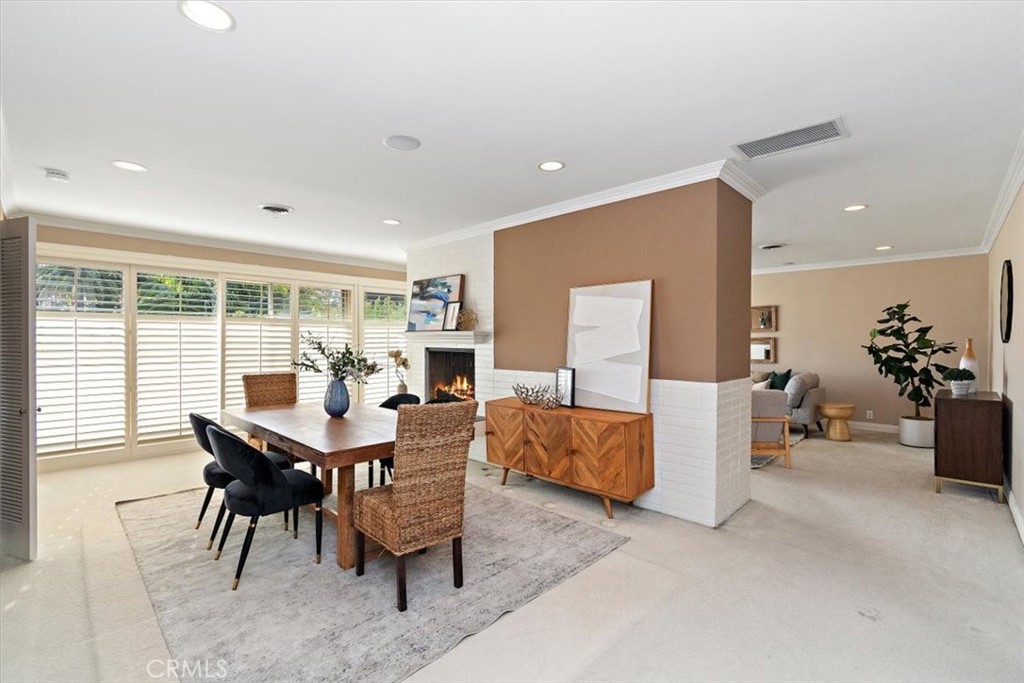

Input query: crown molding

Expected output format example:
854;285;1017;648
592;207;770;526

752;245;987;276
21;211;405;273
405;159;753;253
980;133;1024;253
719;158;767;201
0;105;17;220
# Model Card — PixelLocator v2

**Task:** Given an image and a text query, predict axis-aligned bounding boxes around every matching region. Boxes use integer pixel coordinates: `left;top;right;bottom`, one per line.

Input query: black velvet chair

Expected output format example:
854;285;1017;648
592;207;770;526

371;393;421;487
206;425;325;590
189;413;293;551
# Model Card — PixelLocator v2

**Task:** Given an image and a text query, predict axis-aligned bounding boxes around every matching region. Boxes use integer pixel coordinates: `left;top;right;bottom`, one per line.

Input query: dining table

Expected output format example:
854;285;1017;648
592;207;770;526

221;401;398;569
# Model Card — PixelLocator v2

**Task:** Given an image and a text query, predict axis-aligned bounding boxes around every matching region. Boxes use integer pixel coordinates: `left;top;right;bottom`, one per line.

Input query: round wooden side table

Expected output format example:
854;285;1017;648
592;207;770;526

819;402;855;441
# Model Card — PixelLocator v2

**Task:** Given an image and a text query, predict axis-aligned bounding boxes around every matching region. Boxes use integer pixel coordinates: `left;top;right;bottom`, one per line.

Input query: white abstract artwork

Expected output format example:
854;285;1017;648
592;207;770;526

566;280;652;413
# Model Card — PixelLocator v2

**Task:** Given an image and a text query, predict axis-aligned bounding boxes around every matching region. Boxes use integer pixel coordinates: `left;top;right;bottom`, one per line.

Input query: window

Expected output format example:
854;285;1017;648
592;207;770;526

223;280;293;406
296;286;353;402
35;264;126;453
136;272;219;441
361;291;407;405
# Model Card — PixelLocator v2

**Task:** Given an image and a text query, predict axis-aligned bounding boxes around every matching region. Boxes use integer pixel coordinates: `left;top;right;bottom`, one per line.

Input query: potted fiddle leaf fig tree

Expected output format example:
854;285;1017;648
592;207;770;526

863;302;957;448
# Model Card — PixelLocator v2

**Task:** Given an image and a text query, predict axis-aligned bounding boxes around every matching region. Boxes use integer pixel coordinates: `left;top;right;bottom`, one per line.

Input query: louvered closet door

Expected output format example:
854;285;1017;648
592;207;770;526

1;217;37;561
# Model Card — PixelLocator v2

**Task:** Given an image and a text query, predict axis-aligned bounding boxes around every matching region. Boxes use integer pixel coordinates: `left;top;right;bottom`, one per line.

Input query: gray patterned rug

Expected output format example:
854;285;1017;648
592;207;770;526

117;484;626;683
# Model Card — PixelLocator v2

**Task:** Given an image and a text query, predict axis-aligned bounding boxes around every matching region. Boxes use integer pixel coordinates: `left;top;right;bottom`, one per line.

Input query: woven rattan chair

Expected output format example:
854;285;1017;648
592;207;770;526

372;393;421;487
354;400;478;612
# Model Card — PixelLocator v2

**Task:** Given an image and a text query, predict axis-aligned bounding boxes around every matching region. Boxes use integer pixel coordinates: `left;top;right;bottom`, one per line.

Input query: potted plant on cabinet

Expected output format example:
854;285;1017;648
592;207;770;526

863;302;957;447
942;368;976;397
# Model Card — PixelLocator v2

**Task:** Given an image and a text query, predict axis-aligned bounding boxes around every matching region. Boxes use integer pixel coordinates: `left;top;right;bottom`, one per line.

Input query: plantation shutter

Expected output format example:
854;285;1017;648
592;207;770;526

35;264;126;454
296;286;353;402
361;291;408;406
224;280;293;406
136;272;219;440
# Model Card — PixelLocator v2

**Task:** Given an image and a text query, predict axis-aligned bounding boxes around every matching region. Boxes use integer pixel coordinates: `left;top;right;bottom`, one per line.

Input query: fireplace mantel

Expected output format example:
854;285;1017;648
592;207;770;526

405;330;492;345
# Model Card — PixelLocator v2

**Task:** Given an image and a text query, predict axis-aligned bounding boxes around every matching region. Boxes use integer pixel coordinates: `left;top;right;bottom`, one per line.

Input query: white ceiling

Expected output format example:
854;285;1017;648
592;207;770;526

1;1;1021;271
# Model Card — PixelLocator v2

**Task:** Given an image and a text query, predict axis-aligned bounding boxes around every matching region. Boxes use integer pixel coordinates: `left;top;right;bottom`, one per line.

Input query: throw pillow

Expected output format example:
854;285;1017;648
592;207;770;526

752;379;771;391
768;369;792;391
751;371;771;383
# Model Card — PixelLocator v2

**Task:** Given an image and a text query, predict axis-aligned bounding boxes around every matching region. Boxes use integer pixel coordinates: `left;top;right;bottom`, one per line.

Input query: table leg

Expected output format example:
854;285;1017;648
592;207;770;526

321;468;333;496
336;465;356;569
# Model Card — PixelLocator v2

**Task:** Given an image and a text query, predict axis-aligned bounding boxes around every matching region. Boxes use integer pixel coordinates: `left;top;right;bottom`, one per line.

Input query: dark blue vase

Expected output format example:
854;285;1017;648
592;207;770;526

324;380;350;417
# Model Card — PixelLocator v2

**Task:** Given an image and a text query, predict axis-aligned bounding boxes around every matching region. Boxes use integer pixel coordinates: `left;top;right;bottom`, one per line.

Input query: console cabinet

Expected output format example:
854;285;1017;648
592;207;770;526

934;390;1005;502
484;397;654;517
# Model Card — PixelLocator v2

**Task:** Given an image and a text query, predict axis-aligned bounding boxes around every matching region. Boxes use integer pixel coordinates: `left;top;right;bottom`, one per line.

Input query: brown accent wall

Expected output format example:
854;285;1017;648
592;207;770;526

37;225;406;281
752;255;989;426
494;179;751;383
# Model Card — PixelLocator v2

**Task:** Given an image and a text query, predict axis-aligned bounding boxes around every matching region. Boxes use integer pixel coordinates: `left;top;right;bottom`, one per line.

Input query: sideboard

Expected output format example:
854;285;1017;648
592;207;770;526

484;397;654;518
934;390;1005;503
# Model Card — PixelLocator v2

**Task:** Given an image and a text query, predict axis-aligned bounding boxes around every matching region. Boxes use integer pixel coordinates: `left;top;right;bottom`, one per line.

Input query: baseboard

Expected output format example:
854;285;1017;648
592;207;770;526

849;420;900;434
37;439;197;473
1008;490;1024;548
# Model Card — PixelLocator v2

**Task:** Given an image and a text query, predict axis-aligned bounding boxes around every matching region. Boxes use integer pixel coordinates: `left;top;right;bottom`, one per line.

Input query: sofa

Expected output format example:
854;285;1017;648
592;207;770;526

752;371;826;437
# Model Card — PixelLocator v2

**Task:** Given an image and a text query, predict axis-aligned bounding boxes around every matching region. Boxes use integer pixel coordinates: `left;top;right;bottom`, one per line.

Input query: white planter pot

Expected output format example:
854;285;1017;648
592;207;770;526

899;416;935;448
949;381;972;396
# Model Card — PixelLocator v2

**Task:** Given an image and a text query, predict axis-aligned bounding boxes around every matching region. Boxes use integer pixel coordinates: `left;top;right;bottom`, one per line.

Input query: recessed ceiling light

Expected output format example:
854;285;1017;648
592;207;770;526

875;245;893;251
538;160;565;172
112;160;148;172
44;168;70;183
383;135;421;151
758;243;786;251
178;0;236;32
382;219;402;226
843;204;868;212
258;203;294;216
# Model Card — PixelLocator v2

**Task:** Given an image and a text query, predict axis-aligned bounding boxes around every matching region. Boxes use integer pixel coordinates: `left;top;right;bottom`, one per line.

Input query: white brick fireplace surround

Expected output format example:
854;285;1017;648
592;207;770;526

406;234;750;527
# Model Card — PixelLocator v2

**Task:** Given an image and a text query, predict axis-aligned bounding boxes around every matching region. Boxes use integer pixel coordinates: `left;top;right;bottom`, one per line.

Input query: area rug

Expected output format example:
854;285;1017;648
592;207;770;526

117;484;626;683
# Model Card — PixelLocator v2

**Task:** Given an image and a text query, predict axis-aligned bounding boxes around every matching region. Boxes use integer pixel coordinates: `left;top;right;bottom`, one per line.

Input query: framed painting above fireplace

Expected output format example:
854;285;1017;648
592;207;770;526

407;274;464;331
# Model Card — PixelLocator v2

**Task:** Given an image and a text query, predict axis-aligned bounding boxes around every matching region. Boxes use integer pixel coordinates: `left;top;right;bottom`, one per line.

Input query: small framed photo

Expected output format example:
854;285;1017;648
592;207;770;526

442;301;462;330
555;366;575;407
751;305;778;333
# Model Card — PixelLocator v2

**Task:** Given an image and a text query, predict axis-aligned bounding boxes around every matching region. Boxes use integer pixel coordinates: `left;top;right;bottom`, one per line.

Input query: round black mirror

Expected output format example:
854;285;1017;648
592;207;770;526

1000;259;1014;343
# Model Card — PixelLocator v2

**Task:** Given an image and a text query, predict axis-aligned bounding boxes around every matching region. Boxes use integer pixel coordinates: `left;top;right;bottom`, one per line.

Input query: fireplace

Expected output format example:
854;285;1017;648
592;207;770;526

425;348;475;401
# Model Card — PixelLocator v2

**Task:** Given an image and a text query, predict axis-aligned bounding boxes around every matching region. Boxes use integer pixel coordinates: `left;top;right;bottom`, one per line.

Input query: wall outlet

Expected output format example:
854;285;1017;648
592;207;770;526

866;410;874;420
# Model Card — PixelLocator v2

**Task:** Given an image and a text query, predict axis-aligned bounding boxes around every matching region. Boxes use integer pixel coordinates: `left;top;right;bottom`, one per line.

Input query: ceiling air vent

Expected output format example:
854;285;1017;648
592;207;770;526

734;117;849;160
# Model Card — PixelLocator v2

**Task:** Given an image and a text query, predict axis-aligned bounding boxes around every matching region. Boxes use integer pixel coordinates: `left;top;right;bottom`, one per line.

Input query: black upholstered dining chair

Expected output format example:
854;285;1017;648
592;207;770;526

371;393;421;487
189;413;293;550
206;424;325;590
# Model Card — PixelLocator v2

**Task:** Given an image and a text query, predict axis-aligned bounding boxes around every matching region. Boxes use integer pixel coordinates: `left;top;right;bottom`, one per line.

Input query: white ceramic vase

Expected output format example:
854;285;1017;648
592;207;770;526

958;337;979;393
949;381;971;396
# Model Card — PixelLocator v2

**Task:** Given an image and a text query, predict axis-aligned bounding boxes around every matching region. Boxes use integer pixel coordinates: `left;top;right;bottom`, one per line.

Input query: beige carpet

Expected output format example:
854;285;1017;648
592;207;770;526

116;483;626;683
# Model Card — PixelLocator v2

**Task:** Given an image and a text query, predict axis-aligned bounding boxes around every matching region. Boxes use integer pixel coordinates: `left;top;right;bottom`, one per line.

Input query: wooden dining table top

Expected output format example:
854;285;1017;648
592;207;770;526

221;401;398;469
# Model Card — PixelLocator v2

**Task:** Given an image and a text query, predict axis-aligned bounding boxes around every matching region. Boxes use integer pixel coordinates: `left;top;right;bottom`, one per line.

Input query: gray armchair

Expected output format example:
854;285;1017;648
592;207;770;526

752;389;791;468
784;372;825;437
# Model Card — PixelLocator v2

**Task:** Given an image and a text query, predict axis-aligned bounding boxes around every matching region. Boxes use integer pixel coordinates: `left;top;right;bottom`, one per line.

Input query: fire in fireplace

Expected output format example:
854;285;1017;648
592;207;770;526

425;348;475;401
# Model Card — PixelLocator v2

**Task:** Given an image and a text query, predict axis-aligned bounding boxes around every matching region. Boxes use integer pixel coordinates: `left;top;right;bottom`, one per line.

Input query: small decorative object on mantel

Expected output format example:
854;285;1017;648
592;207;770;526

408;274;464;331
512;383;563;410
942;368;976;397
442;301;462;330
555;366;575;407
456;307;479;331
958;337;979;393
387;349;410;394
751;305;778;332
293;333;381;417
